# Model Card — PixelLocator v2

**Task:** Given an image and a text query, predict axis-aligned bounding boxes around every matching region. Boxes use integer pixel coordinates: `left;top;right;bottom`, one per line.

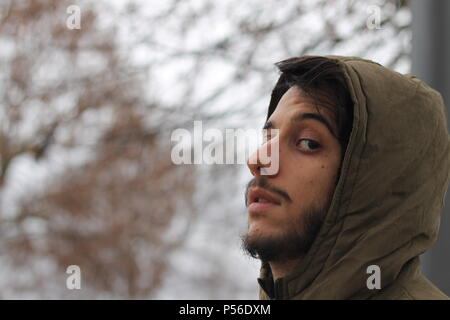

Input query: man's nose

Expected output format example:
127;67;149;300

247;148;261;176
247;140;277;177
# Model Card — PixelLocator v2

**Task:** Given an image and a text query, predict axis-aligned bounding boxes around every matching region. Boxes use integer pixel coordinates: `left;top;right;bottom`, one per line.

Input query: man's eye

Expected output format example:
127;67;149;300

296;139;321;151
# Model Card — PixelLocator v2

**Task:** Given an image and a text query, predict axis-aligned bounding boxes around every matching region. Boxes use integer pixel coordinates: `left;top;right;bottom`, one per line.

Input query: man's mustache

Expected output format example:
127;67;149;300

245;177;292;207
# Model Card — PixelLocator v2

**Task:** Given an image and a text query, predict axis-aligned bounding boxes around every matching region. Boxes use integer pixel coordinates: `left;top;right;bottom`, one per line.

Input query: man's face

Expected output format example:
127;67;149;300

243;86;343;262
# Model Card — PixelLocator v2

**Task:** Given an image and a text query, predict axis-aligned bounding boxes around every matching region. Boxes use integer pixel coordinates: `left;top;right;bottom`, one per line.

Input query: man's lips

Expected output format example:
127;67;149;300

247;187;281;214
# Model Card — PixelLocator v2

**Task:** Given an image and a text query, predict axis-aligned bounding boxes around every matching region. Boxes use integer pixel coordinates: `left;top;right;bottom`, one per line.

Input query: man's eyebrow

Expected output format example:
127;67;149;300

263;112;337;137
292;112;337;136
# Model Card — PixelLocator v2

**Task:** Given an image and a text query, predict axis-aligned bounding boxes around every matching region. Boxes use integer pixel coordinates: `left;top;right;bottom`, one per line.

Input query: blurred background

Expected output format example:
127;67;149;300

0;0;448;299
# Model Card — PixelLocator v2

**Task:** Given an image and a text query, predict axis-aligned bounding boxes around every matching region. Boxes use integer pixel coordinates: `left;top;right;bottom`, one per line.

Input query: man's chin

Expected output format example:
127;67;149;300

246;222;277;238
242;200;329;262
241;225;320;262
241;231;293;262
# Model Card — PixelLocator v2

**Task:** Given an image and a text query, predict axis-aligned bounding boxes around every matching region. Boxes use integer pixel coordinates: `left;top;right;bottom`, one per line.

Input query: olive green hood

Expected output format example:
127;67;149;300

258;56;450;300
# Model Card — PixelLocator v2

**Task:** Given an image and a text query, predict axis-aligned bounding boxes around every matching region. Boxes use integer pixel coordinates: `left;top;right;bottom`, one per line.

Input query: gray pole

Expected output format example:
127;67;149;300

412;0;450;295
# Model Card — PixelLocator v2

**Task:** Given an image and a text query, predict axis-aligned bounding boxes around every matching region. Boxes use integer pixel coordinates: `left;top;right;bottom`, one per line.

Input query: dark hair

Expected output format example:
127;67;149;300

267;56;353;154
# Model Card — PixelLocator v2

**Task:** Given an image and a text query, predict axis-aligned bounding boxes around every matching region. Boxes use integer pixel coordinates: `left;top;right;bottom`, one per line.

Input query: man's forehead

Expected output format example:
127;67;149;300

264;87;338;136
279;86;313;105
271;87;338;129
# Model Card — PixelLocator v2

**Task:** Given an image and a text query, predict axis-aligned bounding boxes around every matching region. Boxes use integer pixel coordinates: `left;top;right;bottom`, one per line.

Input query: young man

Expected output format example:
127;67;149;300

243;55;450;300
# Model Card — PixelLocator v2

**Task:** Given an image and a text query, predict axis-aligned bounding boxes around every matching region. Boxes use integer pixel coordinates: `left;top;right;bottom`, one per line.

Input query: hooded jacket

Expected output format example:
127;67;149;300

258;55;450;300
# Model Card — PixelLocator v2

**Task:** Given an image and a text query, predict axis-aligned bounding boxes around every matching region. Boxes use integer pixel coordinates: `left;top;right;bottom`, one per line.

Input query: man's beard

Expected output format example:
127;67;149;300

241;197;330;263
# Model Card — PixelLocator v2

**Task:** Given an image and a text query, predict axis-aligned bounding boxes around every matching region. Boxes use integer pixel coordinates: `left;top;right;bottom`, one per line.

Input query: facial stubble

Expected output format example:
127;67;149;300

242;198;331;263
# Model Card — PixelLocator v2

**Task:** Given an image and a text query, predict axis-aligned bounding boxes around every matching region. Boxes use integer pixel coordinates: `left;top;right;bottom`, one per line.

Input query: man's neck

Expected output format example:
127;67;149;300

269;258;303;281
